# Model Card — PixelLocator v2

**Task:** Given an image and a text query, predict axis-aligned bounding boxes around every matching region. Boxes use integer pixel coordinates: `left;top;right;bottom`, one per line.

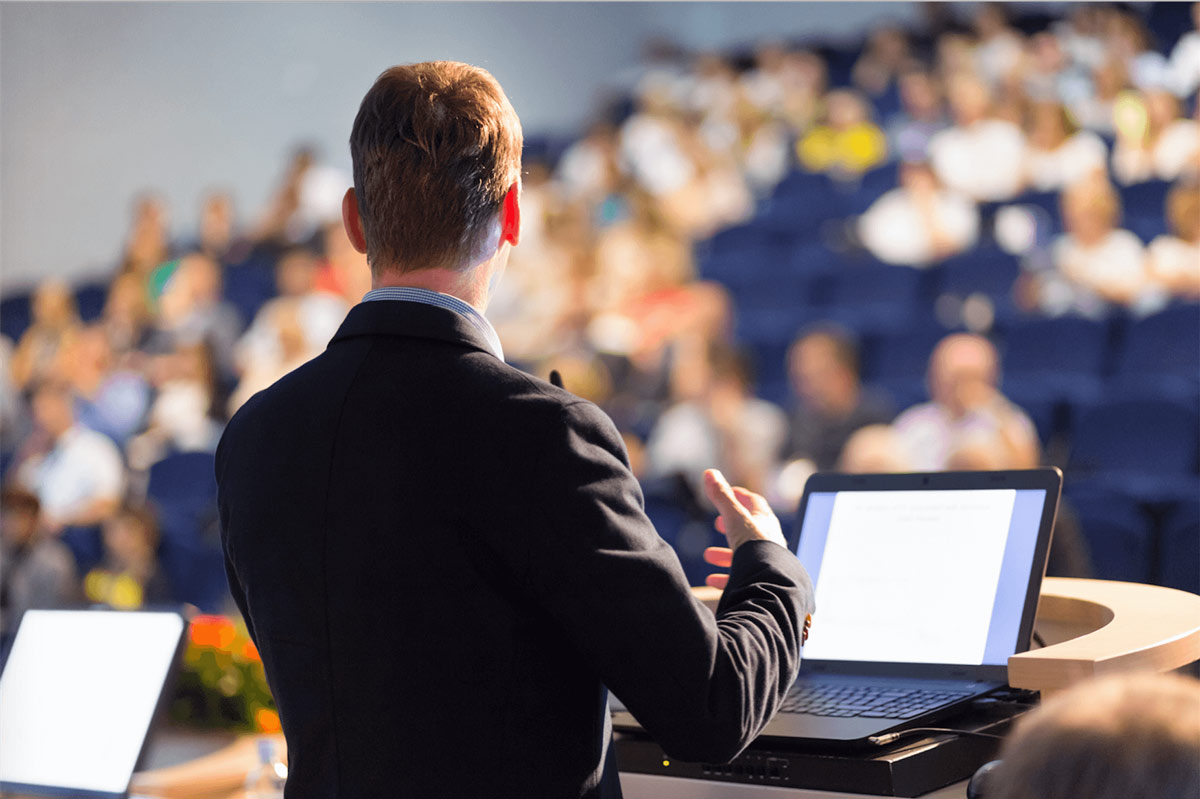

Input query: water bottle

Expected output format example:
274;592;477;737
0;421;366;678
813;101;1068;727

245;737;287;798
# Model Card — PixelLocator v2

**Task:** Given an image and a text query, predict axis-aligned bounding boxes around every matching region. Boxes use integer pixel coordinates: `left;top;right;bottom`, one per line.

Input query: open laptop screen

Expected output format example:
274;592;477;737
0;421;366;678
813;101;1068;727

795;486;1048;668
0;609;187;798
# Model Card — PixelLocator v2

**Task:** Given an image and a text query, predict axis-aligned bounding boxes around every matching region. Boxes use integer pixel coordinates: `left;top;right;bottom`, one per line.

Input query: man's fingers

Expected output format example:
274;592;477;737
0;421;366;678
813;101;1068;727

703;546;733;567
703;469;750;521
705;573;729;589
714;516;727;534
732;485;772;515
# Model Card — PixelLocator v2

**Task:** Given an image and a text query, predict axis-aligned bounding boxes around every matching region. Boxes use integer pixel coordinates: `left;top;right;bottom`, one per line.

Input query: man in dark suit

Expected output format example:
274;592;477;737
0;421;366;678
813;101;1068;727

217;61;814;798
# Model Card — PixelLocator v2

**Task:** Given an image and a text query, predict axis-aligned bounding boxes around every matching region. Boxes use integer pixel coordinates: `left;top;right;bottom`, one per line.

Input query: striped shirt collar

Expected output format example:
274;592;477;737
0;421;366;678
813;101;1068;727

361;286;504;361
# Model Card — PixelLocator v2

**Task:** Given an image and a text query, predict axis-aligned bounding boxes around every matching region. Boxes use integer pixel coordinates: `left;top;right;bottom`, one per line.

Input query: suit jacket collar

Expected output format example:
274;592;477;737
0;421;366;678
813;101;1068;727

329;300;498;359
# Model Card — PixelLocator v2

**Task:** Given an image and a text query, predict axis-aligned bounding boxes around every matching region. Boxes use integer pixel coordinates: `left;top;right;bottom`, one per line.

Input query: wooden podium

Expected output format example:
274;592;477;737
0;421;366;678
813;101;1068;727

129;578;1200;798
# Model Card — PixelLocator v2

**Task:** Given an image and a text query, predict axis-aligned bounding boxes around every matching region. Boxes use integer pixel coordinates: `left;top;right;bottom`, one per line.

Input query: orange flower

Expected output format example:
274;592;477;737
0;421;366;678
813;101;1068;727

255;707;282;733
190;615;237;650
241;638;261;662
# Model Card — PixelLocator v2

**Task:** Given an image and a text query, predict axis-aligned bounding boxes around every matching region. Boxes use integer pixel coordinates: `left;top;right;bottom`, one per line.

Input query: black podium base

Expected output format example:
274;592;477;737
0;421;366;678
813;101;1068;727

614;699;1034;797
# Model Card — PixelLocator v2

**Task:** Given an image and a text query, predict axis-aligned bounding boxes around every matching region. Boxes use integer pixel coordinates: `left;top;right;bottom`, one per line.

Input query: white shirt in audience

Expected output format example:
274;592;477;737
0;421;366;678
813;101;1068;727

1168;30;1200;98
892;399;1037;472
1024;131;1108;192
929;120;1028;201
1112;119;1200;184
1147;234;1200;296
1052;229;1149;303
858;188;979;266
18;425;124;525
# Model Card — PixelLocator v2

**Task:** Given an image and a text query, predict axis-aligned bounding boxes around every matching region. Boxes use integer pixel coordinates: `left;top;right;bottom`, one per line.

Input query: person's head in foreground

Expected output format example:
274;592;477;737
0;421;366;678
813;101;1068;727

343;61;523;295
989;672;1200;799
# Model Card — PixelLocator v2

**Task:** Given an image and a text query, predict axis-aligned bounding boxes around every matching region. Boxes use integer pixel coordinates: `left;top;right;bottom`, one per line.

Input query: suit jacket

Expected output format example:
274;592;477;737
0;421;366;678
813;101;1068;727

217;300;814;798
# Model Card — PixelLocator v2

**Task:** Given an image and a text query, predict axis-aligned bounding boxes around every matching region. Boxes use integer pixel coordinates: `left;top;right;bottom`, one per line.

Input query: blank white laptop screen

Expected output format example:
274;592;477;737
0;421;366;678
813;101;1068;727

0;609;186;796
795;488;1047;666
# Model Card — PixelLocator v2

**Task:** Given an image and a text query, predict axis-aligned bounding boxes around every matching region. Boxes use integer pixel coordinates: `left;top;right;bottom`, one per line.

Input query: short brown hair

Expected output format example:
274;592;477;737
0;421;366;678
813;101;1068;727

349;61;523;274
992;673;1200;799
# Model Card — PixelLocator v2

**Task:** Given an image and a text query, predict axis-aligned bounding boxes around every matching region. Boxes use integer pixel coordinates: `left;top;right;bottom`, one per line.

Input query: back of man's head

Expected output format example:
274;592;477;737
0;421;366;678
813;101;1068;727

992;672;1200;799
349;61;523;275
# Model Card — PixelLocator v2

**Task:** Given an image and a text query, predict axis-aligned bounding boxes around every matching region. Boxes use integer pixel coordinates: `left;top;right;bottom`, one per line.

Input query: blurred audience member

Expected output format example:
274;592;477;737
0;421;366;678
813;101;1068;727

1047;176;1150;310
893;334;1039;471
254;146;351;246
0;486;80;636
852;27;914;99
858;160;979;266
236;249;348;379
797;89;888;180
1167;3;1200;98
887;68;950;163
228;300;312;415
1068;57;1128;136
101;272;154;358
148;253;243;376
119;193;171;276
930;74;1028;201
646;343;786;496
1112;89;1200;185
989;673;1200;799
10;279;80;391
1023;102;1108;191
195;190;249;265
838;424;910;473
973;4;1025;87
14;380;124;533
786;327;894;471
315;221;373;306
1147;185;1200;299
128;343;223;471
84;503;170;611
64;325;151;446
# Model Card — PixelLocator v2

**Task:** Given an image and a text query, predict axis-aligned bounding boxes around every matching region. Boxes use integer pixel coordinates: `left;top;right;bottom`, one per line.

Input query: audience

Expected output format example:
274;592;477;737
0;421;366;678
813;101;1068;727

0;486;80;637
1047;176;1151;311
1111;89;1200;185
1;4;1196;614
1147;185;1200;299
83;503;171;611
929;74;1027;201
785;326;894;471
988;673;1200;799
14;380;125;533
796;89;889;179
892;334;1039;471
858;160;980;266
1022;101;1108;192
646;342;786;496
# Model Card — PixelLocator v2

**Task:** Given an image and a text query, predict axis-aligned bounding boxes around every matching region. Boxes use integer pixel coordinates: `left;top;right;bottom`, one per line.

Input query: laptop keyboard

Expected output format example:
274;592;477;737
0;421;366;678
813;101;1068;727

780;683;976;719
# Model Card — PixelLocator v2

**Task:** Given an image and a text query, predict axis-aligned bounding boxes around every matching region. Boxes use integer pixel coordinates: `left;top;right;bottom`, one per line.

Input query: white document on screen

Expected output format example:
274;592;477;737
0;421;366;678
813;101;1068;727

802;489;1016;666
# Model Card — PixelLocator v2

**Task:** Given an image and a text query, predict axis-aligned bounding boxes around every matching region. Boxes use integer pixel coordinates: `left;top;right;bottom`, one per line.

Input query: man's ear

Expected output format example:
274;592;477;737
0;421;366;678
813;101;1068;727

342;188;368;254
500;182;521;247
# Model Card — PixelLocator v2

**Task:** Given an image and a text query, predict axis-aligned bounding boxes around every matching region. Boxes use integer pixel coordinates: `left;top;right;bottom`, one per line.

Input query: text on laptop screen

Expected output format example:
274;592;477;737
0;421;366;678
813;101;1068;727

795;489;1046;667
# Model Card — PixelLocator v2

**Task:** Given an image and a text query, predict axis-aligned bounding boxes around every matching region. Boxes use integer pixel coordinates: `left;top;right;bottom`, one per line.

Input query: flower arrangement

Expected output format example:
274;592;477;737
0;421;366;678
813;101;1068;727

169;614;280;733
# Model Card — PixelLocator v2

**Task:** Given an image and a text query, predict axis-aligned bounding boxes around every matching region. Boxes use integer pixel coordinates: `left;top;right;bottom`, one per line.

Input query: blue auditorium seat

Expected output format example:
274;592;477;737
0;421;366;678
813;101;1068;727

1119;179;1172;220
146;451;226;611
825;260;925;331
1113;303;1200;393
839;161;901;215
938;248;1021;302
221;261;276;328
1000;315;1111;385
1159;498;1200;593
1068;397;1199;476
0;291;32;343
1063;483;1153;583
74;281;109;323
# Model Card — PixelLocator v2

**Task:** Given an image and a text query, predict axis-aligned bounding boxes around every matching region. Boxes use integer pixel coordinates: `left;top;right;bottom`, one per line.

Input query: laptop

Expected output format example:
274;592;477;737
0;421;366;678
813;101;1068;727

614;468;1060;748
0;609;189;798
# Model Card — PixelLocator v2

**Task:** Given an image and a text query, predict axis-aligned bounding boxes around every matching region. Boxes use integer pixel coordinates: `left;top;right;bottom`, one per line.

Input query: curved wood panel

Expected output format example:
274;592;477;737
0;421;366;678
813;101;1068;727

1008;577;1200;694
